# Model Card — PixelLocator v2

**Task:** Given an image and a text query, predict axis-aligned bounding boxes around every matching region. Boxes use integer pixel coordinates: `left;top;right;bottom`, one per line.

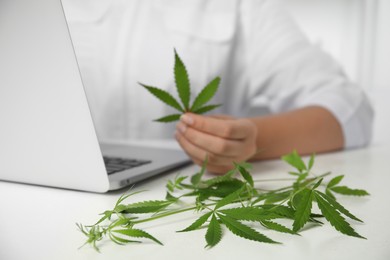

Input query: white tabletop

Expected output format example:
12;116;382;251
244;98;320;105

1;142;390;260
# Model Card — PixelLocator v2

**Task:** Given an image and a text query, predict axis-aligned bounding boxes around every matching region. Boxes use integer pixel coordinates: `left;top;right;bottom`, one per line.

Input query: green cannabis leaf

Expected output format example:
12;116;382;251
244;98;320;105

292;188;314;232
217;213;279;244
78;151;369;251
178;212;213;232
113;229;164;245
174;49;191;110
314;192;365;239
116;200;172;214
140;49;221;122
205;215;222;248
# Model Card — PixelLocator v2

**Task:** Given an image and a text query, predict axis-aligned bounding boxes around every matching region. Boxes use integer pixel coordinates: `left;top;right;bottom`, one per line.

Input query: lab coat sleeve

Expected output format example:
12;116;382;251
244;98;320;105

245;0;374;148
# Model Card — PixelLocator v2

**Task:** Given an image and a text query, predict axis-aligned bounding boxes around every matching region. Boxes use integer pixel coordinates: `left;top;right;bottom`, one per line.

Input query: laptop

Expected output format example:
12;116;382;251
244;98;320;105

0;0;190;192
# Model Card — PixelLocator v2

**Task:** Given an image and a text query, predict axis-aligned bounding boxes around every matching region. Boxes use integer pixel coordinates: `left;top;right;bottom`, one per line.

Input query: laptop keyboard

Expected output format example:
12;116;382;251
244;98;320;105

103;156;152;175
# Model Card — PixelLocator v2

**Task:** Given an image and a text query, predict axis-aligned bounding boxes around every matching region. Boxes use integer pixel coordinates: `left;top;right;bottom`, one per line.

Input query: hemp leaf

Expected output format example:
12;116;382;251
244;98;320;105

190;77;221;112
292;188;314;232
217;213;279;244
140;49;221;122
330;186;370;196
260;220;296;235
78;150;369;252
205;215;223;248
314;192;365;239
178;212;213;232
218;207;277;221
325;175;370;198
117;200;172;214
282;150;307;173
113;229;163;245
174;49;191;110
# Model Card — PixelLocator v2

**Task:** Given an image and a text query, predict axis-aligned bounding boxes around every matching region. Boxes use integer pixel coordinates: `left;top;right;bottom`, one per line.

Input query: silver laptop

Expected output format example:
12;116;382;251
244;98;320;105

0;0;190;192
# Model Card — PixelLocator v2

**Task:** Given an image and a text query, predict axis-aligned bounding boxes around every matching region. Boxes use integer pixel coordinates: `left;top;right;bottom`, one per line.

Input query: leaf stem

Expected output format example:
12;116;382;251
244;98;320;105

275;172;332;208
254;178;297;182
132;204;213;225
253;172;330;183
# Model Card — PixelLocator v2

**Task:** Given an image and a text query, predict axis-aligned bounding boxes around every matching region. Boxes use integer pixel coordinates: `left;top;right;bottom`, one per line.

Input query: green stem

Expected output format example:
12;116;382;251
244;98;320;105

253;172;331;183
132;204;214;225
254;178;296;182
274;172;332;209
255;185;292;193
308;171;331;180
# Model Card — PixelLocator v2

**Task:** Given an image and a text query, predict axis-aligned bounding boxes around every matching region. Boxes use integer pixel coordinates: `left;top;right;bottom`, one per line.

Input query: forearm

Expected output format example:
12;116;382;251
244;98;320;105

248;106;344;160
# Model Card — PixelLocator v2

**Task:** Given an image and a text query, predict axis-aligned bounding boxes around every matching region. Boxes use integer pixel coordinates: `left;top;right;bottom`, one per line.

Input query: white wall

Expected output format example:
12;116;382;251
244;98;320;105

283;0;390;144
373;0;390;91
371;0;390;144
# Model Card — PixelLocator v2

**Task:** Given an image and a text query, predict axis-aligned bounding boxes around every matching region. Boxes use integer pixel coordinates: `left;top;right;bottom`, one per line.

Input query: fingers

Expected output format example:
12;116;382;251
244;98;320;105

208;114;235;120
176;121;240;156
175;113;258;174
175;130;235;174
180;113;250;139
174;130;236;165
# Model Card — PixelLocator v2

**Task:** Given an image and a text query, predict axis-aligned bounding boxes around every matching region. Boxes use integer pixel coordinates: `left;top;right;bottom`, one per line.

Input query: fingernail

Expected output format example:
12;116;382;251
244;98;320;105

181;114;194;125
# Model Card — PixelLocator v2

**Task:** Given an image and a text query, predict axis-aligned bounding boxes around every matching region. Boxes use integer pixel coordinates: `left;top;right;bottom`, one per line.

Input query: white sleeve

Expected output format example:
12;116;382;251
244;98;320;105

245;0;374;148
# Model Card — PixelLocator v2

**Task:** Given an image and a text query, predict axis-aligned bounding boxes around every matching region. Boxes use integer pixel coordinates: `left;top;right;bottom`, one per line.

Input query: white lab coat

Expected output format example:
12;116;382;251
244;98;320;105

62;0;373;148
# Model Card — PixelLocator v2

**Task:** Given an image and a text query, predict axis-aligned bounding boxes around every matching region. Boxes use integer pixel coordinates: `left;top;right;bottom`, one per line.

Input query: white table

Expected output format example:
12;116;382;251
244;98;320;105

1;142;390;260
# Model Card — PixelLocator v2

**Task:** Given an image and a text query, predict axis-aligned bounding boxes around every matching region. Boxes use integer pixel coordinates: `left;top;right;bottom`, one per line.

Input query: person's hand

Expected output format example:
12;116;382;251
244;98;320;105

175;113;258;174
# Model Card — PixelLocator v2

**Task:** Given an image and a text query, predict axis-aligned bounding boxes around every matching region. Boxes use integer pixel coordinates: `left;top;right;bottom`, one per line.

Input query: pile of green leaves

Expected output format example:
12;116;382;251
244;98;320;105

139;49;221;122
78;151;369;251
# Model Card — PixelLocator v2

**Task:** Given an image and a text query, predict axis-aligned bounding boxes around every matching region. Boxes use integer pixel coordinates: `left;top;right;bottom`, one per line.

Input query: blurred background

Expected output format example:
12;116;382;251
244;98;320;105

283;0;389;145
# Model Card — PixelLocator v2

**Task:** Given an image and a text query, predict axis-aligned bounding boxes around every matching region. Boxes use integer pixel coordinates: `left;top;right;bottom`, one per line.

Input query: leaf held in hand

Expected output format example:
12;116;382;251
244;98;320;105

174;49;191;110
140;84;183;112
193;104;222;114
154;114;182;123
191;77;221;112
142;49;222;122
